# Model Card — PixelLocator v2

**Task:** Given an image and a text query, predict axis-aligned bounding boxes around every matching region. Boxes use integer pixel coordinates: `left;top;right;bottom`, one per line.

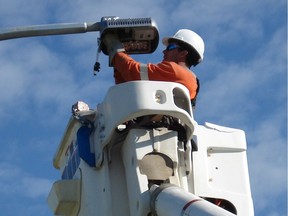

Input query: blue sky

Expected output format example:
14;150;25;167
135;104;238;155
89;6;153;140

0;0;286;215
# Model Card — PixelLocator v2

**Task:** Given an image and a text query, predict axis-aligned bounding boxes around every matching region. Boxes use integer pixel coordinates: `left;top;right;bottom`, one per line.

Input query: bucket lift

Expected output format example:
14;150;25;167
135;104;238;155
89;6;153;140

0;16;254;216
46;81;253;216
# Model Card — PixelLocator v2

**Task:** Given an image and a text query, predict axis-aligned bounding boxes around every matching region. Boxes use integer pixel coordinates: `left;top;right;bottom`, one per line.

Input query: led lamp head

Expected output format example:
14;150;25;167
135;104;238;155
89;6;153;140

99;16;159;55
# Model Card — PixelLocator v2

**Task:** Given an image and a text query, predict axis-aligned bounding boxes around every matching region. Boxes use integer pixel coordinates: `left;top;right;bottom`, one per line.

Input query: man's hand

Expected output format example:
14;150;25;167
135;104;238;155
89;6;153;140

72;101;90;114
103;34;125;66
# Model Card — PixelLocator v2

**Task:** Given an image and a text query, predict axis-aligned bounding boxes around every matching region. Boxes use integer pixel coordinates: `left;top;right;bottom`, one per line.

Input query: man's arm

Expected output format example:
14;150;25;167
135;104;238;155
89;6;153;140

112;52;142;82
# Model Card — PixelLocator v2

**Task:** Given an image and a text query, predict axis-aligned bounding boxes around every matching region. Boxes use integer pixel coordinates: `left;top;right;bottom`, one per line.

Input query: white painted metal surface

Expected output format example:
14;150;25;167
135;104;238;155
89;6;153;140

47;81;254;216
150;184;236;216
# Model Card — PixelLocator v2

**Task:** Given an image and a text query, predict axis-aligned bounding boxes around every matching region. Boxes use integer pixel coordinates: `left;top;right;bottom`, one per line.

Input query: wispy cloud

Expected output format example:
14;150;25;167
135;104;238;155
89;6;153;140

0;162;53;197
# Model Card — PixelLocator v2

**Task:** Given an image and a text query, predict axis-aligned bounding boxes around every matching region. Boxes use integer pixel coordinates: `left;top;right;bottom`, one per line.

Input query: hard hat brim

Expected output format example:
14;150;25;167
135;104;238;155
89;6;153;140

162;37;193;51
162;37;171;46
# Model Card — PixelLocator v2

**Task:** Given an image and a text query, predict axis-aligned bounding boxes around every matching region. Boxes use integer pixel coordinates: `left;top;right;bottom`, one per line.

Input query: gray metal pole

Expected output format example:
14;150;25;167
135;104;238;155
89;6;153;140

0;22;100;41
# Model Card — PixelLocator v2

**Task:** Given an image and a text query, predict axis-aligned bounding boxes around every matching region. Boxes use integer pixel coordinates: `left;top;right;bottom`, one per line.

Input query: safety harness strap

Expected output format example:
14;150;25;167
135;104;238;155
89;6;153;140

191;77;200;108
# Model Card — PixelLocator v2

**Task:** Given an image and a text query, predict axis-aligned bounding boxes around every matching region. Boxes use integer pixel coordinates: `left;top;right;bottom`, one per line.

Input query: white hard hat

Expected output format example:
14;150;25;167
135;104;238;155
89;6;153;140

162;29;205;64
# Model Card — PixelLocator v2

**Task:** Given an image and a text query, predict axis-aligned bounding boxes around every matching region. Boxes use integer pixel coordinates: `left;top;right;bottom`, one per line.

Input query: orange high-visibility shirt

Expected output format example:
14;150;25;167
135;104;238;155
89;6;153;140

112;52;198;100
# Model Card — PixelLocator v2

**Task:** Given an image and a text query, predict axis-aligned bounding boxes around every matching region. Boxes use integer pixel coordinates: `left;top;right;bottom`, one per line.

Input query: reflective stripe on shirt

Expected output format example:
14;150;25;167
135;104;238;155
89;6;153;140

139;63;149;80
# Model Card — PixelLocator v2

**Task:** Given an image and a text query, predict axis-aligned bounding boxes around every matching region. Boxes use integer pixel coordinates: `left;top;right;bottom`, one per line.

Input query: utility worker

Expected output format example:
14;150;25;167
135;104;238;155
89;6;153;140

104;29;205;108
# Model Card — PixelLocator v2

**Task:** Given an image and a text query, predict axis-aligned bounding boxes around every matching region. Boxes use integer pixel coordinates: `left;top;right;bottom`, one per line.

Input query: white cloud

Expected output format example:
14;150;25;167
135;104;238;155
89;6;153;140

0;0;51;26
22;176;52;198
0;162;53;198
247;109;287;209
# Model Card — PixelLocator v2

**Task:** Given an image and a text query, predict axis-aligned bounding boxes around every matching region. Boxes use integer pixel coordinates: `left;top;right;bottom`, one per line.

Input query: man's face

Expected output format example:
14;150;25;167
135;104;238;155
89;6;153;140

163;43;186;63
